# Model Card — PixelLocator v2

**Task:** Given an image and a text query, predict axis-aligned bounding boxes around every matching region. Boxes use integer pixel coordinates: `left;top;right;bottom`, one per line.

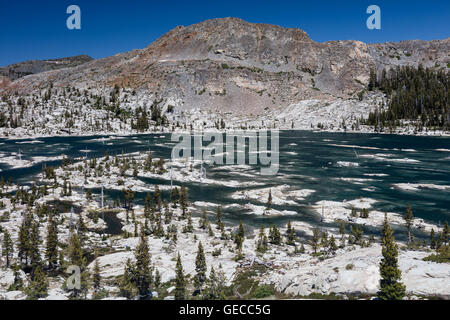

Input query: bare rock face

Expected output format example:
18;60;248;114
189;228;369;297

271;244;450;298
3;18;449;116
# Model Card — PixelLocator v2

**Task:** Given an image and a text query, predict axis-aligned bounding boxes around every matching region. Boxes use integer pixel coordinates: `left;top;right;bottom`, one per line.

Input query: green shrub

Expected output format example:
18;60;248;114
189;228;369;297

253;284;274;299
423;245;450;263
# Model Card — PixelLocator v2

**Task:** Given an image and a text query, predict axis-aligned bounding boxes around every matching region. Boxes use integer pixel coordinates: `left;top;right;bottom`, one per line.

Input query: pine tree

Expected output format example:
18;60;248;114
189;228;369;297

66;231;89;298
119;259;137;299
194;242;207;291
329;235;338;253
377;214;406;300
436;232;444;250
29;218;42;272
45;212;58;270
339;221;346;247
256;225;268;253
205;266;218;299
10;263;24;291
286;221;296;245
430;229;436;249
208;224;214;237
164;200;172;224
404;204;414;245
320;231;329;248
170;187;179;208
77;214;88;244
154;268;161;290
135;224;152;298
18;212;33;267
443;221;449;245
310;227;320;254
183;213;194;233
266;189;272;212
269;225;281;245
26;265;48;300
216;206;222;229
92;254;101;293
153;185;162;212
179;186;188;218
299;243;306;254
175;253;186;300
200;209;208;229
204;266;226;300
68;232;84;267
234;221;245;249
2;229;14;267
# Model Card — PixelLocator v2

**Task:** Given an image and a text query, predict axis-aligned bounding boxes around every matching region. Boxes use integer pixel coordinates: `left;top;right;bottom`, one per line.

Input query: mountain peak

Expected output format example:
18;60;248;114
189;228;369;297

2;18;448;117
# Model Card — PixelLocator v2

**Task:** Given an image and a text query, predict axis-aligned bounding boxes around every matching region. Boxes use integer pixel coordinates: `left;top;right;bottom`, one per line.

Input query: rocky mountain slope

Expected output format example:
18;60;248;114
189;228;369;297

0;55;93;81
0;18;449;137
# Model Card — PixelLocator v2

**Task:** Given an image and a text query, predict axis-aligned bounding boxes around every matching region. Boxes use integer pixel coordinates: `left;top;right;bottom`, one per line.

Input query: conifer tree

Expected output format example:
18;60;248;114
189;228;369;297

194;242;207;291
443;221;449;245
92;254;101;294
164;200;172;224
320;231;329;248
286;221;296;246
377;214;406;300
175;253;186;300
299;243;306;254
339;221;346;247
68;232;83;266
171;187;179;208
266;189;272;213
2;229;13;267
329;235;338;253
234;221;245;249
204;266;226;300
204;266;218;299
153;185;162;212
26;265;48;300
183;213;194;233
135;224;152;298
66;231;89;298
216;206;222;229
436;232;443;250
10;263;24;291
18;212;33;267
179;186;188;218
256;225;268;253
119;259;137;299
310;227;320;254
45;212;58;270
430;229;436;249
404;204;414;245
29;219;42;272
269;225;281;245
154;269;161;290
200;209;208;229
77;214;88;244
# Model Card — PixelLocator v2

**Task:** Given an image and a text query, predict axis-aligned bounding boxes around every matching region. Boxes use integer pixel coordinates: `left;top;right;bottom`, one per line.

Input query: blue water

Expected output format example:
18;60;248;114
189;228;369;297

1;131;449;239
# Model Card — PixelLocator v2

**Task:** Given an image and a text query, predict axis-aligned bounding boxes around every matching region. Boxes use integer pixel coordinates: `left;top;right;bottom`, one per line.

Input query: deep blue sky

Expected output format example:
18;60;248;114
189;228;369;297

0;0;449;66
